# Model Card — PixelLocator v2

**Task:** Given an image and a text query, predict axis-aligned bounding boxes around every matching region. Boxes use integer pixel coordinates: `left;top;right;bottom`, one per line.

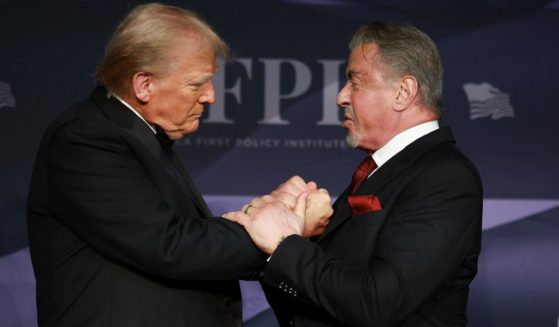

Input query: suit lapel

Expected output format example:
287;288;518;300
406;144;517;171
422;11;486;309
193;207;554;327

359;128;455;196
317;128;455;242
165;151;213;217
88;86;212;217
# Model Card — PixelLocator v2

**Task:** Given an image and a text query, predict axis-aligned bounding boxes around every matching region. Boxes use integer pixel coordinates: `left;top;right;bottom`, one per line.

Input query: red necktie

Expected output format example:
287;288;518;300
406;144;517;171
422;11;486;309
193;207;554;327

348;155;382;216
349;155;376;193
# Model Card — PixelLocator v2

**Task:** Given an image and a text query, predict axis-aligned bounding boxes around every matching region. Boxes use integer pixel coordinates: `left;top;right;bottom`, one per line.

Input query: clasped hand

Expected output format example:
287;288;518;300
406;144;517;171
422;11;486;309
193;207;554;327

223;176;333;255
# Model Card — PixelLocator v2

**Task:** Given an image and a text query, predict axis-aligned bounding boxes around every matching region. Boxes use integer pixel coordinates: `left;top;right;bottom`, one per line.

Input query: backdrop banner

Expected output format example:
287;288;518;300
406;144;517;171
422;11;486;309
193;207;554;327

1;1;558;326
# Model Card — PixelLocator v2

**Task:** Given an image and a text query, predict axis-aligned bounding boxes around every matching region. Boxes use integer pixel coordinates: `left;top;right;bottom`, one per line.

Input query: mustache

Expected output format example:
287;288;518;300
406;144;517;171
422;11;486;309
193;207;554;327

344;107;355;120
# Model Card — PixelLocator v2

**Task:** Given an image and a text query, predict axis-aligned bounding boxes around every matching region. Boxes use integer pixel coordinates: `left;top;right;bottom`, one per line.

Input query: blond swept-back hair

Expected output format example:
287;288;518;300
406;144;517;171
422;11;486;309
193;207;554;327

96;3;229;96
350;21;443;115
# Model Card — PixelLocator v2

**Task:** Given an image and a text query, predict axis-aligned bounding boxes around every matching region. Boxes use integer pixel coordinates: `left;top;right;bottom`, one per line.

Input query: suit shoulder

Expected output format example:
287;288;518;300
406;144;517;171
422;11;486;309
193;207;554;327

32;104;133;166
48;100;123;143
49;98;102;127
416;142;482;191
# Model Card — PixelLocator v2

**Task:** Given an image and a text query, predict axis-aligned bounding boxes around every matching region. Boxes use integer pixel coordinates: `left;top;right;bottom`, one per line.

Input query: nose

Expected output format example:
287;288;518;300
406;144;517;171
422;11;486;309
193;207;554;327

199;80;216;105
336;82;350;109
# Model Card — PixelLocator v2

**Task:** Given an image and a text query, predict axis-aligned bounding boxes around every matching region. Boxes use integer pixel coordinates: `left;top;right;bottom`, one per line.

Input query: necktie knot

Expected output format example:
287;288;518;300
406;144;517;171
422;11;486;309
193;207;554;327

349;155;376;193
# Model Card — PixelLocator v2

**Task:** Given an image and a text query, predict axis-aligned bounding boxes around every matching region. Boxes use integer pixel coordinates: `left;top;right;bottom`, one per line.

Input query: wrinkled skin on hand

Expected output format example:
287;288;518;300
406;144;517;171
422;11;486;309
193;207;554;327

239;176;333;238
224;192;308;254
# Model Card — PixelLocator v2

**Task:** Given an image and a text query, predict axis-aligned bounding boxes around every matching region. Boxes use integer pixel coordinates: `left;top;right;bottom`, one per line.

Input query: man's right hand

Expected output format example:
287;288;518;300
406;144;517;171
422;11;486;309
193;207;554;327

241;176;333;238
303;188;333;237
274;176;333;237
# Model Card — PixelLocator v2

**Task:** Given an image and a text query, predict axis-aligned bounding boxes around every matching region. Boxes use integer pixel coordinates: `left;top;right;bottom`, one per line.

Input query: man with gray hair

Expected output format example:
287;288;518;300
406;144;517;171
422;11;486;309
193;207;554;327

226;21;483;326
27;3;266;326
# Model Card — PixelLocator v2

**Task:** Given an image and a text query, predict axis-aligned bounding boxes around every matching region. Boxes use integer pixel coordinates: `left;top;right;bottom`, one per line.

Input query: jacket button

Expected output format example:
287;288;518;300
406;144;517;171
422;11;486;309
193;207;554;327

223;296;232;305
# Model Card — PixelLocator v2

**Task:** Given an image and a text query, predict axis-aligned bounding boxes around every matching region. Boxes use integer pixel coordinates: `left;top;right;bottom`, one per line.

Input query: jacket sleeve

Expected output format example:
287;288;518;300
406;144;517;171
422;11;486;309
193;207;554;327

46;120;265;281
262;156;482;326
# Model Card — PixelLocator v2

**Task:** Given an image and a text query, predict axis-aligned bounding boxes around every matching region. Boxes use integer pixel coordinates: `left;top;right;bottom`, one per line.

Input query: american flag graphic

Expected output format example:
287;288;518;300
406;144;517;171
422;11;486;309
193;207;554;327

0;80;16;109
463;82;514;120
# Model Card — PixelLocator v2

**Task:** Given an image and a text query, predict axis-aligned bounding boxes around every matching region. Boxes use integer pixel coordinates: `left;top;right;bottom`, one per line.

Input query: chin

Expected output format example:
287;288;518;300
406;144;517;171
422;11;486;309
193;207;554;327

346;132;361;149
168;132;186;140
178;127;199;138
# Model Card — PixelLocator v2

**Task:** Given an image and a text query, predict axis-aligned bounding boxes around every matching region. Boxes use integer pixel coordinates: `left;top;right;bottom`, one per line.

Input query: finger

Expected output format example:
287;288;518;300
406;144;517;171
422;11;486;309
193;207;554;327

262;194;278;203
305;192;313;208
294;191;309;219
250;195;273;208
271;191;296;208
242;195;264;210
307;181;318;192
287;175;306;186
317;188;330;196
312;189;331;203
223;211;239;221
278;175;307;194
222;211;250;226
270;190;291;199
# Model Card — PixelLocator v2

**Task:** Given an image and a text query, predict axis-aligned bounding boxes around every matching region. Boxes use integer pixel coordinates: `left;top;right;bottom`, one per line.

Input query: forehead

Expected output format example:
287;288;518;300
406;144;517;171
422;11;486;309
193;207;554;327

170;37;217;74
346;43;380;77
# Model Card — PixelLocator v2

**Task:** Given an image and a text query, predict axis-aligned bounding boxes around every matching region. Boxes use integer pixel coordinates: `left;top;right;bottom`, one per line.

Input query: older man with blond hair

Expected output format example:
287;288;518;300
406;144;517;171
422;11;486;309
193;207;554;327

27;3;265;326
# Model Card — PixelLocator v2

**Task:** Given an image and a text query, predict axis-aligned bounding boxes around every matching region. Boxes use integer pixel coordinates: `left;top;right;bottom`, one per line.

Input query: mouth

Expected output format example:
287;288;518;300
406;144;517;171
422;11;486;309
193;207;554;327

343;107;355;125
342;115;353;128
190;112;203;119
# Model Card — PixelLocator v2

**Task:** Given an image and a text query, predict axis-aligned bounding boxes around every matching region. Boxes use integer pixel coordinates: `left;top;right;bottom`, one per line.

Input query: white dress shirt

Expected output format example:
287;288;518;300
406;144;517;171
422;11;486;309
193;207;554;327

369;120;439;177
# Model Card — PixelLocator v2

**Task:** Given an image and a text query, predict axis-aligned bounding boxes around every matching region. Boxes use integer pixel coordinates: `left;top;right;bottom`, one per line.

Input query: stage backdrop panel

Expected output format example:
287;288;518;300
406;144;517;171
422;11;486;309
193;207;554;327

1;0;558;326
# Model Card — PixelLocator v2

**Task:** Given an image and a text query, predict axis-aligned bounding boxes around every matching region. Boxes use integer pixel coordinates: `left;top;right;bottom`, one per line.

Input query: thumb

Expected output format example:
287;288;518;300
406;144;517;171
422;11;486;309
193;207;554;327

294;191;309;219
223;211;250;226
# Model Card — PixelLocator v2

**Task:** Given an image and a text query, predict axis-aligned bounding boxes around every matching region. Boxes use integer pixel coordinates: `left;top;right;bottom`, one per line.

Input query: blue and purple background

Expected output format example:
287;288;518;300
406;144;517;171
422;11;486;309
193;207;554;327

1;0;558;326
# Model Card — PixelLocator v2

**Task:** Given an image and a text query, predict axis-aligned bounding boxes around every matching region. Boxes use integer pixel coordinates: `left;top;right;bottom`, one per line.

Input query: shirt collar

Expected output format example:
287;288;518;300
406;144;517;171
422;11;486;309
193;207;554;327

109;92;157;134
371;120;439;174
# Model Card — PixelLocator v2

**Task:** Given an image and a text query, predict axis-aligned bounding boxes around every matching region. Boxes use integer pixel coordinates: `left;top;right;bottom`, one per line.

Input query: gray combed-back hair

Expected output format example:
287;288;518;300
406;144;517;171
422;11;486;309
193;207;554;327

350;21;443;114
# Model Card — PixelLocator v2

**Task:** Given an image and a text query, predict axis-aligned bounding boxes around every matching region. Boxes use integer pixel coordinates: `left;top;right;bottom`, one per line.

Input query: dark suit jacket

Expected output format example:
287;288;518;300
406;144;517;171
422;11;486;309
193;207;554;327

26;86;264;326
262;128;483;327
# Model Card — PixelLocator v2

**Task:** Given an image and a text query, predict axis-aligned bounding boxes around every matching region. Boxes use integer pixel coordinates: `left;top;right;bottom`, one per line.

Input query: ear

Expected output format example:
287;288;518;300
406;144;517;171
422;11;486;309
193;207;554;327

131;72;153;103
393;76;418;111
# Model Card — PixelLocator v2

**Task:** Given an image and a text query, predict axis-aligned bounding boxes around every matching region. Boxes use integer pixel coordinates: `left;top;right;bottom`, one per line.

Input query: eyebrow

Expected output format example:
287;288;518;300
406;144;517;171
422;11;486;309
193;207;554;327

347;70;367;79
187;73;214;85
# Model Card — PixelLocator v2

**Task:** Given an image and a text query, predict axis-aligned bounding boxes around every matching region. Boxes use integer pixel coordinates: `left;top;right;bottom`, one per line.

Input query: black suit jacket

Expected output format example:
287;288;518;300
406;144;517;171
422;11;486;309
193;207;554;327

26;87;264;326
262;128;483;326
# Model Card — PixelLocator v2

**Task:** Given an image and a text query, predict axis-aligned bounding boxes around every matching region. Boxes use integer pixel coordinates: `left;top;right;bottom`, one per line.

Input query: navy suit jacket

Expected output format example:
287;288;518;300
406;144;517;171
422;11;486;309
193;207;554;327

27;86;264;326
262;128;483;326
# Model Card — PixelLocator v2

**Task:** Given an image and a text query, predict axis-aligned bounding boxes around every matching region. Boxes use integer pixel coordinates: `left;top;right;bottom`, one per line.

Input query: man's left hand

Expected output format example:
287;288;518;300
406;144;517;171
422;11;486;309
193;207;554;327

224;192;308;255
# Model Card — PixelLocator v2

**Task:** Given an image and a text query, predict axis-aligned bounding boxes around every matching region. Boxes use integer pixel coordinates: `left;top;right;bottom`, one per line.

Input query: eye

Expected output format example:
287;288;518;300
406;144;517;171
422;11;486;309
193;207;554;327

186;81;203;90
186;77;211;91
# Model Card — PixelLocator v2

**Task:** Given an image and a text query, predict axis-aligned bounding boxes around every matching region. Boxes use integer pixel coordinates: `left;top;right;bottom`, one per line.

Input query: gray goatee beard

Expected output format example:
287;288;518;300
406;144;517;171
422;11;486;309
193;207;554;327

344;107;360;148
346;132;361;148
